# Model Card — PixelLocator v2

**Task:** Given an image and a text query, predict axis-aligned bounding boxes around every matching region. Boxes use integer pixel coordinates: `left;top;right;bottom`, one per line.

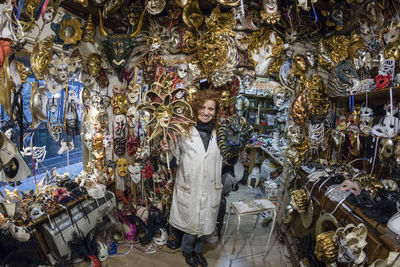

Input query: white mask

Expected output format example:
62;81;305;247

129;164;141;184
114;114;126;136
177;64;188;79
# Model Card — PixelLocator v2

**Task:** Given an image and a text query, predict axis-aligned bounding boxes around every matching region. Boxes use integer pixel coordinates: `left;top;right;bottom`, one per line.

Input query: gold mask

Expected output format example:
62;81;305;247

318;35;350;71
59;18;83;45
197;33;228;80
112;94;128;115
186;84;198;103
384;41;400;60
307;74;329;120
291;189;308;212
93;133;104;151
87;53;101;77
220;90;232;108
94;111;108;133
30;36;54;80
315;231;338;263
182;30;198;54
116;158;129;177
83;14;96;44
182;0;203;32
291;89;308;124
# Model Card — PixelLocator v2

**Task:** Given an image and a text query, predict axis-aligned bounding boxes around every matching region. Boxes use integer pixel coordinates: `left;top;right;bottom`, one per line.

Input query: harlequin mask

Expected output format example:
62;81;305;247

234;95;249;116
116;158;129;177
220;90;232;109
217;115;253;161
379;138;394;162
87;53;101;77
94;111;108;133
114;137;126;157
30;36;54;80
114;114;126;136
112;94;128;115
93;133;104;151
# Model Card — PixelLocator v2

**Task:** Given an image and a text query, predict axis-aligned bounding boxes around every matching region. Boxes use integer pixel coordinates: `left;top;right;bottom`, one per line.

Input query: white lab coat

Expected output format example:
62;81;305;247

169;127;223;236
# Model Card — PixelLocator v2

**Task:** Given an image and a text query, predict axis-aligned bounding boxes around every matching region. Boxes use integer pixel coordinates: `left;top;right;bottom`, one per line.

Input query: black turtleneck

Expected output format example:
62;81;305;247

195;120;215;151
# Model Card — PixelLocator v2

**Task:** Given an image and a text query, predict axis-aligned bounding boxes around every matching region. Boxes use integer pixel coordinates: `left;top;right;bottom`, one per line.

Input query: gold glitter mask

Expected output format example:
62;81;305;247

112;94;128;115
220;90;232;108
93;133;104;151
197;35;228;80
87;53;101;77
30;36;54;80
384;41;400;60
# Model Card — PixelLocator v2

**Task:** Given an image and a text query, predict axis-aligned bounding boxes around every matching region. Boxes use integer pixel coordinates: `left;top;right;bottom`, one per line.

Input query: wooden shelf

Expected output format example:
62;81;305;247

242;93;272;99
333;87;400;103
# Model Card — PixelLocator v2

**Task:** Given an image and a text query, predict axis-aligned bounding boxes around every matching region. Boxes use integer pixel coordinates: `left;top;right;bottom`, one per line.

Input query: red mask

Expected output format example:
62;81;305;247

374;74;391;90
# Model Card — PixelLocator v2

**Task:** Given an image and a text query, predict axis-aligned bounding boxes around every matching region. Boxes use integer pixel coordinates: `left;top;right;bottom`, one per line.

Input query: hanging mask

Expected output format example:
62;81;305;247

129;164;142;184
4;188;21;203
234;95;249;116
49;53;70;85
30;83;48;130
127;135;139;157
145;0;166;15
112;94;128;115
379;138;394;162
314;214;339;264
359;107;373;135
176;63;188;80
113;114;126;137
113;84;125;95
273;91;286;108
3;158;19;179
287;125;301;145
84;132;93;151
128;83;141;104
186;85;198;103
375;75;391;91
93;133;104;151
114;137;126;157
327;60;361;97
87;53;102;77
126;107;137;128
384;41;400;60
220;90;232;109
92;93;111;112
217;115;253;161
260;0;281;25
82;14;96;43
379;59;395;78
334;223;367;264
116;158;129;177
30;36;54;80
94;111;109;133
383;27;400;45
28;202;45;220
182;0;203;32
291;92;308;124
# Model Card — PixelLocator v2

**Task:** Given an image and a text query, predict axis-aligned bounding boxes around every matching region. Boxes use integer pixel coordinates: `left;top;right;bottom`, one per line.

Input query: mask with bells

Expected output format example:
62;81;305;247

112;94;128;115
93;133;104;151
116;158;129;177
126;107;137;128
220;90;232;109
113;114;126;136
359;107;373;135
379;138;394;162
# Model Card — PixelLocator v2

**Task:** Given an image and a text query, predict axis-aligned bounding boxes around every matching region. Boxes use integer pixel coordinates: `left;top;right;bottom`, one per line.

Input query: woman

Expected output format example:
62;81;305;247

161;89;223;267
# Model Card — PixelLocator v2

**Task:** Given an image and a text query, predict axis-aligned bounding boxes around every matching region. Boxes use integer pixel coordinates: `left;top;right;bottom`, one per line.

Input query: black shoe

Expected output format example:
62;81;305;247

183;252;198;267
194;253;208;267
166;236;181;250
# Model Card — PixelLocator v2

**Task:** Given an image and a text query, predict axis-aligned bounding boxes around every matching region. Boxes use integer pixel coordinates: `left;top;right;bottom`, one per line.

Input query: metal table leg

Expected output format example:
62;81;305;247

222;205;232;246
249;213;260;244
263;209;277;260
229;214;241;267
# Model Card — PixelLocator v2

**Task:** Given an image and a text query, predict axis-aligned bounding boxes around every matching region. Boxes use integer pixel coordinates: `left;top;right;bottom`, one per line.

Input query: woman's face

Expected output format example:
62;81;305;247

197;99;216;123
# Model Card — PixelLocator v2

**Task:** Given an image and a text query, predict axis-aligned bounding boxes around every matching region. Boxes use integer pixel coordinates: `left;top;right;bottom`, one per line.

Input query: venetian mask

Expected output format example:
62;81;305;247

113;114;126;136
154;105;173;128
359;107;373;135
284;28;297;43
83;14;96;44
234;95;249;116
177;63;188;80
384;41;400;60
263;0;278;14
379;138;394;162
114;137;126;157
84;132;93;151
126;107;137;128
334;223;368;264
383;27;400;45
113;84;125;95
220;90;232;109
217;115;253;160
93;133;104;151
43;6;56;23
10;224;30;242
112;94;128;115
287;125;301;145
129;164;141;184
116;158;129;177
235;32;249;51
30;36;54;80
338;180;361;195
327;60;361;97
103;135;112;148
94;111;108;133
145;0;166;15
87;53;101;77
305;50;316;68
273;91;286;108
128;83;141;104
30;84;48;129
28;202;45;220
186;84;198;102
241;74;254;91
315;231;338;264
260;0;280;24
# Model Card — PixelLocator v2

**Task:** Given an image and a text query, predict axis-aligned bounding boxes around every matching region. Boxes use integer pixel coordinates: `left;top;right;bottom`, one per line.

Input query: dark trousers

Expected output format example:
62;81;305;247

181;233;206;254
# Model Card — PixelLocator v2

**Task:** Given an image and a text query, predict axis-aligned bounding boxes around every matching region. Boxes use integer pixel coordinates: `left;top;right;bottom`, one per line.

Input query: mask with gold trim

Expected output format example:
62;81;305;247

93;133;104;151
30;36;54;80
260;0;281;25
49;53;70;85
52;15;83;47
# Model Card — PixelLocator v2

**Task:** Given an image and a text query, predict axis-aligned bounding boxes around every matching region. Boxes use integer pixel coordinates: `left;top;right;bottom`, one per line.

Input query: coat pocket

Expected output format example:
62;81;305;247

211;184;223;208
176;182;191;209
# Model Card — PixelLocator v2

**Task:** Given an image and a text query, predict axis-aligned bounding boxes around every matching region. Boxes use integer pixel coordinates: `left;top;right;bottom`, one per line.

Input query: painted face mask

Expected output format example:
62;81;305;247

28;202;45;220
234;95;249;116
30;36;54;80
235;32;249;51
260;0;280;25
127;135;139;157
114;137;127;157
126;107;137;128
113;114;126;137
328;60;361;96
116;158;129;177
128;84;141;104
94;112;109;133
217;115;253;161
113;84;125;95
176;63;188;80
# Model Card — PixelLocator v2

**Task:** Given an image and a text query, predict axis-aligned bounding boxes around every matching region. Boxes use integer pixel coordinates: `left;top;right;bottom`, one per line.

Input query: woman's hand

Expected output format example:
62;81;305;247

160;138;170;153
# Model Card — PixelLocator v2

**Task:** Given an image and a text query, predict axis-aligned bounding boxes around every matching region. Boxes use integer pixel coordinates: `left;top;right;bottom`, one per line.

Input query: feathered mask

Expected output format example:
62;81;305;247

138;72;194;146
